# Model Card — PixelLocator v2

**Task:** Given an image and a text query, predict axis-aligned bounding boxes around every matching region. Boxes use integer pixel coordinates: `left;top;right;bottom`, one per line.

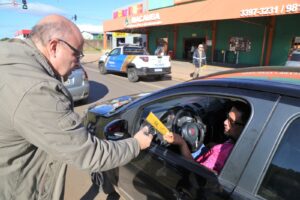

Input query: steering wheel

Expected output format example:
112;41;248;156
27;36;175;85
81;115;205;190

171;107;206;153
140;106;206;152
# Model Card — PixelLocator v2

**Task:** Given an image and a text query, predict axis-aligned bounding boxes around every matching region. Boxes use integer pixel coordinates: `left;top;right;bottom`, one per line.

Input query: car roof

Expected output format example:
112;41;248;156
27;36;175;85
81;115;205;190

292;50;300;54
180;66;300;98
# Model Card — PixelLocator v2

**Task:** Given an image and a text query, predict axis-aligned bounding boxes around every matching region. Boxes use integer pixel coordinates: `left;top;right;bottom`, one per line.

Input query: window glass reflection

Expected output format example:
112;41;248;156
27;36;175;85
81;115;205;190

259;117;300;200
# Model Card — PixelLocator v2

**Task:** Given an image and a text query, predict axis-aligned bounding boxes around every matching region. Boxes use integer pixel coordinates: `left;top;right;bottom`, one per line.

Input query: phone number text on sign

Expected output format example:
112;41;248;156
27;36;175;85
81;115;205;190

240;4;299;17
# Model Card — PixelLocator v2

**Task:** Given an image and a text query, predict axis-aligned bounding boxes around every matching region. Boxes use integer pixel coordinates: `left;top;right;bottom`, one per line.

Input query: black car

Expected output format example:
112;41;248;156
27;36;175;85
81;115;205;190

84;66;300;200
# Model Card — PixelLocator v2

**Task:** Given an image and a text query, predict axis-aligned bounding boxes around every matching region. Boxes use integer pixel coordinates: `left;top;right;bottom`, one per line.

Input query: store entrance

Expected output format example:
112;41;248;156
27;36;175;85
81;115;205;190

116;38;125;47
184;38;206;60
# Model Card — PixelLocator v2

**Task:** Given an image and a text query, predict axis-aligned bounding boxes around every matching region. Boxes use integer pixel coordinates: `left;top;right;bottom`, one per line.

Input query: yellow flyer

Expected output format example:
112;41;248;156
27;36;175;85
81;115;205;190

145;112;172;136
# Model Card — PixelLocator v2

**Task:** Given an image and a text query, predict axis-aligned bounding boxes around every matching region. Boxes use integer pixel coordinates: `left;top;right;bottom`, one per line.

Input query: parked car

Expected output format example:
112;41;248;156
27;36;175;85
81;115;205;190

285;50;300;67
98;44;171;82
64;65;89;102
84;66;300;200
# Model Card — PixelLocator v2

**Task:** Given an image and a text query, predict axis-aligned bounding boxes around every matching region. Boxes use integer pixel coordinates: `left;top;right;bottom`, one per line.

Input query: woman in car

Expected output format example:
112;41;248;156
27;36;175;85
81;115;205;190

163;102;249;174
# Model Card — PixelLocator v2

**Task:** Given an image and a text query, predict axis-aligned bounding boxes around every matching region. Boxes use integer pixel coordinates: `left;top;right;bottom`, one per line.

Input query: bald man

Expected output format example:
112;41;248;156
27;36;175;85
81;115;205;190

0;15;152;200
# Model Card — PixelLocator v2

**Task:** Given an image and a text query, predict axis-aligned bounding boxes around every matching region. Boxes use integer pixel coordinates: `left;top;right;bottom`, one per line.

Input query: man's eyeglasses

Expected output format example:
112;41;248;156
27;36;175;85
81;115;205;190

227;113;244;126
57;39;84;60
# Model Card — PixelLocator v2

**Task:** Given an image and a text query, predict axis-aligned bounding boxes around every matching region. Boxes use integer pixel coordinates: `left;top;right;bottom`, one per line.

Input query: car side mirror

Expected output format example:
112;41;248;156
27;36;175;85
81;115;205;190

105;52;109;56
104;119;128;140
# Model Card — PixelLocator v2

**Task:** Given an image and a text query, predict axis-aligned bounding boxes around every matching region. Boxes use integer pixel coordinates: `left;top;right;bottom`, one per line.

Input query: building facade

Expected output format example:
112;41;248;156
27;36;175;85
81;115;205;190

103;0;300;66
15;29;31;40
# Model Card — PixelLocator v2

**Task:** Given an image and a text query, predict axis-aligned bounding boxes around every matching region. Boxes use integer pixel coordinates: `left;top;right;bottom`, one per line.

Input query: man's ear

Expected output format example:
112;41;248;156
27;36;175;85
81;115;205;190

48;39;59;59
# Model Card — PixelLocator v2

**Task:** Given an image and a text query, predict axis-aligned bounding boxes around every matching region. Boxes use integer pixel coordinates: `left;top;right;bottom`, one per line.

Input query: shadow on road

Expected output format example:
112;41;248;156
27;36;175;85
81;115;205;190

88;81;109;103
105;72;172;83
74;81;109;107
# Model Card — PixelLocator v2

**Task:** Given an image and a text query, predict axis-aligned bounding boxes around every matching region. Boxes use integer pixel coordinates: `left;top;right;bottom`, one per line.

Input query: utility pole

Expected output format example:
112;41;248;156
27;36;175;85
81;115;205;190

72;14;77;22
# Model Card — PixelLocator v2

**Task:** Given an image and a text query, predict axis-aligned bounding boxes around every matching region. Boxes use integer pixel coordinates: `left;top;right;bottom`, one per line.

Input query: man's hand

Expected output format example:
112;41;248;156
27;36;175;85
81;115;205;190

134;126;153;150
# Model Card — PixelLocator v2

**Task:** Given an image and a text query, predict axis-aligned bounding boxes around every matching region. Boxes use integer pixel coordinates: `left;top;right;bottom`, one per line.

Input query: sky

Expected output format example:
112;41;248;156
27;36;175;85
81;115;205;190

0;0;140;39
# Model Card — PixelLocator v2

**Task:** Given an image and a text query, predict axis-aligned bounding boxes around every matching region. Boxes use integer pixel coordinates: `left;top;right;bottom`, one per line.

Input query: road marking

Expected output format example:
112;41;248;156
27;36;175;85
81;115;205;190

84;66;168;89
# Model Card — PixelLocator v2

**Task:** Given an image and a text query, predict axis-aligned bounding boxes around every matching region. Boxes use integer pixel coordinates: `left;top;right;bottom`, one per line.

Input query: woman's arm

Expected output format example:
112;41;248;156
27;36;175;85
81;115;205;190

163;132;193;160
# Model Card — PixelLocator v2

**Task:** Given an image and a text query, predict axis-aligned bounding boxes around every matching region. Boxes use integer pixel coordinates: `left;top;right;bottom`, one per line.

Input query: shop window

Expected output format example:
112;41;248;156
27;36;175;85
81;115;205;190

116;38;125;46
133;37;143;46
229;37;251;52
258;117;300;200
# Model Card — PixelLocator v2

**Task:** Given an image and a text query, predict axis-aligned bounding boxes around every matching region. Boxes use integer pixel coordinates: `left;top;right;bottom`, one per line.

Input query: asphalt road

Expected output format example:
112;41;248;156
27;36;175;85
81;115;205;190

64;62;181;200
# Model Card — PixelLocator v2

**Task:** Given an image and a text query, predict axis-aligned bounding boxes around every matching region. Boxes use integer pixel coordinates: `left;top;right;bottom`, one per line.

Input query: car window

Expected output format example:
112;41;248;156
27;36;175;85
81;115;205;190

138;94;250;173
123;47;144;55
290;52;300;61
258;117;300;200
109;48;121;56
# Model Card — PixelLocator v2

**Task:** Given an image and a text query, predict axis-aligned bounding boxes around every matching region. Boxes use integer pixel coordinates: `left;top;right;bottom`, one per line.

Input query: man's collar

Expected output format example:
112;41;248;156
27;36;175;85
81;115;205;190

24;39;58;79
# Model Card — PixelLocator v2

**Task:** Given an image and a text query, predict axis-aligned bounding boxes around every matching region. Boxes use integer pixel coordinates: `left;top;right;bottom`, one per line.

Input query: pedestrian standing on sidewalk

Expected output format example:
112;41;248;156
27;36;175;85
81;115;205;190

0;14;153;200
191;44;207;78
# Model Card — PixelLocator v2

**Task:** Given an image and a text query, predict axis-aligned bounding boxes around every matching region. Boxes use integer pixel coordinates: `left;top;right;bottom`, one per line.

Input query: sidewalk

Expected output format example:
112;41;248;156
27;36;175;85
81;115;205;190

82;52;234;82
171;60;234;81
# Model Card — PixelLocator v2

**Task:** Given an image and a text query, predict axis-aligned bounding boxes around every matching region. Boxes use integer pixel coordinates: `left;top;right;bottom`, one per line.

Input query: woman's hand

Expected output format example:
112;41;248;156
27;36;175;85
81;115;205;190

163;132;193;160
163;132;185;145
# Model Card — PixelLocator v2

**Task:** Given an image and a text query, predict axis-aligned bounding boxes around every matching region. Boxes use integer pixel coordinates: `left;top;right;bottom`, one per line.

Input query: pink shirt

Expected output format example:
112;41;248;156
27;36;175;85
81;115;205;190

196;140;234;174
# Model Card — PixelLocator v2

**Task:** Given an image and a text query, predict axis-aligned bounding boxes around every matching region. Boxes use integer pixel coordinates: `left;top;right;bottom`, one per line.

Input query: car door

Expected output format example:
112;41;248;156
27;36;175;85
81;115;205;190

115;85;279;200
106;48;121;70
118;94;226;200
231;95;300;200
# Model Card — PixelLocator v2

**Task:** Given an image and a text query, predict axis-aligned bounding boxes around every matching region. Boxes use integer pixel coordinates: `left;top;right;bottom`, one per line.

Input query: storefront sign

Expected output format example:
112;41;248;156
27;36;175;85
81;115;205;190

125;12;162;28
113;3;143;19
240;3;300;17
113;32;127;37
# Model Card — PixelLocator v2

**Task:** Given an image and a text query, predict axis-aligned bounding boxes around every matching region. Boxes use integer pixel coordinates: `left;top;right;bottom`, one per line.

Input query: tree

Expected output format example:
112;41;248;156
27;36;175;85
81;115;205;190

96;34;103;41
0;37;10;41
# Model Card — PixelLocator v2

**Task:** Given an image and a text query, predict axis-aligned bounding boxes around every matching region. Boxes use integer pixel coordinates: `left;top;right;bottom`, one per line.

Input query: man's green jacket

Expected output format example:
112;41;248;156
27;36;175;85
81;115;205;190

0;39;140;200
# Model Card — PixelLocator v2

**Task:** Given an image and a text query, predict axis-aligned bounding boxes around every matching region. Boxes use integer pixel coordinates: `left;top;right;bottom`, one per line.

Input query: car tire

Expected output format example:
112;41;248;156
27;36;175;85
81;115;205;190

127;68;139;82
99;62;107;74
80;97;89;104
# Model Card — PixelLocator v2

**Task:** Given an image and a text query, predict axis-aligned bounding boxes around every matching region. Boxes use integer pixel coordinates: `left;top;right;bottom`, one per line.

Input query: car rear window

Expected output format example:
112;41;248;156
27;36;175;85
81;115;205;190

123;47;145;55
291;53;300;61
